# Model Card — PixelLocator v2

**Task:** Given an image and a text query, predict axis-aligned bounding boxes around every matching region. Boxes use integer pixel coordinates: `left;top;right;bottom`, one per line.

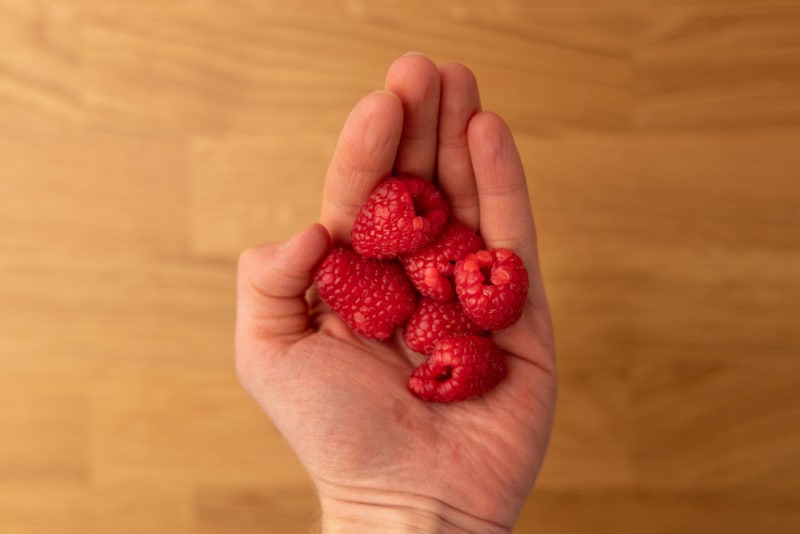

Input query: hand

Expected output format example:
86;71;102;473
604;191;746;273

235;53;556;533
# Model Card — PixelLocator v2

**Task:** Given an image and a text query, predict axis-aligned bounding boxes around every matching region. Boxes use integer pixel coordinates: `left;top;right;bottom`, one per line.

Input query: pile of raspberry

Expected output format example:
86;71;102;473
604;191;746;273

314;175;528;402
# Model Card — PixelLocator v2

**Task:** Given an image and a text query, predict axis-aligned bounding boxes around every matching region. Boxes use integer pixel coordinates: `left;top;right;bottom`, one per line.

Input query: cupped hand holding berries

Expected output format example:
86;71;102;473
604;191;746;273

236;53;556;533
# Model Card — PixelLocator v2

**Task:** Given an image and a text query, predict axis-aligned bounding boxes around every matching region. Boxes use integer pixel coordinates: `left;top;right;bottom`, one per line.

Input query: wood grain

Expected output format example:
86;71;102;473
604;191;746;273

2;1;799;532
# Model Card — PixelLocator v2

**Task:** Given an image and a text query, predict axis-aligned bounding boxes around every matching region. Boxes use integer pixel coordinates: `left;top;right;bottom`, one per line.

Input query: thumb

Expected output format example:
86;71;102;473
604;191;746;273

236;223;331;354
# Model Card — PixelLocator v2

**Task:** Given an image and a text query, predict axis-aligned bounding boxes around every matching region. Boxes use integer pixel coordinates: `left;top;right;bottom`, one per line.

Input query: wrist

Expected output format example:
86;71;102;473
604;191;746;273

316;485;511;534
319;501;441;534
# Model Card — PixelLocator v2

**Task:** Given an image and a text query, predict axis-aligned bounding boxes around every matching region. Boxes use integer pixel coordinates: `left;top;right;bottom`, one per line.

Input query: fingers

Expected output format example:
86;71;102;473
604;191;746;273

321;91;403;246
436;62;482;229
385;52;441;180
468;112;535;254
236;223;331;355
467;111;549;314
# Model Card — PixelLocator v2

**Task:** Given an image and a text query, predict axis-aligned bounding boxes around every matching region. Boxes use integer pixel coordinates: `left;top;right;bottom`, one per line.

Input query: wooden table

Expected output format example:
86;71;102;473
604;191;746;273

2;1;799;532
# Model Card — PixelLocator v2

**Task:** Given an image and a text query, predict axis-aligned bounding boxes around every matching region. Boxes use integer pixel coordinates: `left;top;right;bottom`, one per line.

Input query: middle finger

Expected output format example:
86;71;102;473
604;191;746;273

384;52;441;180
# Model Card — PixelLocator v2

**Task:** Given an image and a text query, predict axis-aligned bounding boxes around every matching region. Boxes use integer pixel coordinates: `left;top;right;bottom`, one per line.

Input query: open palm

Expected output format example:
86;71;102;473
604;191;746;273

236;54;556;532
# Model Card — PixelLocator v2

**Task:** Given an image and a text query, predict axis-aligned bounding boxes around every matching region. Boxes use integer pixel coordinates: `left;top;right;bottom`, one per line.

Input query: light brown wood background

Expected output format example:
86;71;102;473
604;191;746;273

2;0;799;532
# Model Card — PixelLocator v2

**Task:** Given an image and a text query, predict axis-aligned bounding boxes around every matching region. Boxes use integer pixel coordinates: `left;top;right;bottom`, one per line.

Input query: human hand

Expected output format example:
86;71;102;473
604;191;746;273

236;53;556;533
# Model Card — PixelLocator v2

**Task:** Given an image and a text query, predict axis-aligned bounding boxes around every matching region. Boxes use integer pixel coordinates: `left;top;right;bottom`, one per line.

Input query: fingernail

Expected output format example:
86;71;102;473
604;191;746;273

278;224;329;255
276;232;298;254
404;51;427;57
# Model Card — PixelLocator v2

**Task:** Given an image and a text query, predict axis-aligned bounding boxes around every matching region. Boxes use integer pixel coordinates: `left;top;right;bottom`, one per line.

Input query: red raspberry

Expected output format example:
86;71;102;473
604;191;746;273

454;248;528;331
401;221;484;301
407;335;507;402
403;297;486;355
314;248;416;340
351;175;449;259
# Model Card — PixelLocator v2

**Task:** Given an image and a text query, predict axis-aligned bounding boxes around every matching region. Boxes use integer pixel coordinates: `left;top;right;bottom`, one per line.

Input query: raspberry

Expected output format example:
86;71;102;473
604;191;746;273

454;248;528;331
401;221;484;301
407;335;507;402
314;248;416;340
351;175;449;259
313;174;528;401
403;297;486;355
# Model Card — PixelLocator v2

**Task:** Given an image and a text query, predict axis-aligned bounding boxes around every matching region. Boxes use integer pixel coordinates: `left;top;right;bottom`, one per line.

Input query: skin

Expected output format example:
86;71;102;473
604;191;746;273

235;53;557;533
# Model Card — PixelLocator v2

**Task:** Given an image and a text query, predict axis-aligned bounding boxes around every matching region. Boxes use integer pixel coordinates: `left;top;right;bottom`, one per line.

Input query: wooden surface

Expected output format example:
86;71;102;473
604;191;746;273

2;1;800;532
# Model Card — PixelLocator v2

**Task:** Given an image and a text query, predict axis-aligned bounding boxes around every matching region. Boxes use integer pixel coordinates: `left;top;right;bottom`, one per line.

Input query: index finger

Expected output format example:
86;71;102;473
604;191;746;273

320;90;403;245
